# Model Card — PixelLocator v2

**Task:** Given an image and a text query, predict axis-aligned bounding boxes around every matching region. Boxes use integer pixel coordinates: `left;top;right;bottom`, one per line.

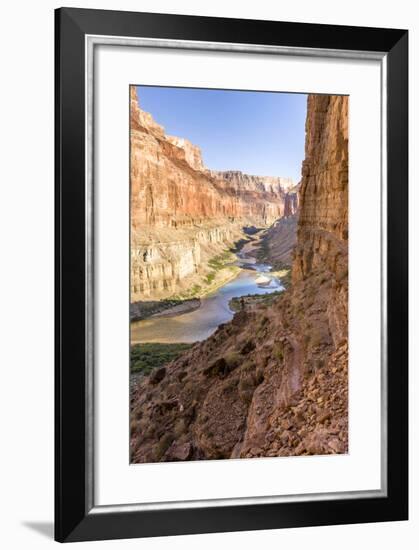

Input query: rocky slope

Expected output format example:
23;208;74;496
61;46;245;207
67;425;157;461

131;94;349;462
130;87;295;300
257;183;300;268
258;214;298;268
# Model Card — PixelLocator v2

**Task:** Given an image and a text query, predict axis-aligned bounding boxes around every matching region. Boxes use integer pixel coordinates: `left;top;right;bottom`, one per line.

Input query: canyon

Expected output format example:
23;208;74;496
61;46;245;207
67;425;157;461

130;87;297;302
130;93;348;462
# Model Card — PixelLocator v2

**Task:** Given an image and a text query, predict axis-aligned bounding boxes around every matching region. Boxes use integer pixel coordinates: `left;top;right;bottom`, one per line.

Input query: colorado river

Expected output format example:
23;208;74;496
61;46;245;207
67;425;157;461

130;254;284;344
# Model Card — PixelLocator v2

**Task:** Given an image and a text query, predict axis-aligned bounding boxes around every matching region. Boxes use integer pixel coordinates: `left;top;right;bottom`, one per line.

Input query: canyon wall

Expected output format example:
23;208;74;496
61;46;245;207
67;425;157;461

258;183;300;268
259;214;298;268
131;87;234;230
131;223;239;298
211;170;290;224
130;87;295;300
211;170;293;195
131;94;349;462
284;190;299;217
292;95;348;347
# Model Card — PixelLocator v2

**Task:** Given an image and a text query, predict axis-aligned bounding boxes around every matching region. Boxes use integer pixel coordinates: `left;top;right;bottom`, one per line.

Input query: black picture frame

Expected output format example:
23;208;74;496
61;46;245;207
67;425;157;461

55;7;408;543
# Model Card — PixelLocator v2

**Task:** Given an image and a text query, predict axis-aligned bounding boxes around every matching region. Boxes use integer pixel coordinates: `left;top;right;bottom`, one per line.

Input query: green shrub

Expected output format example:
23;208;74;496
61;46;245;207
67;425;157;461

206;272;216;284
130;342;193;374
224;351;241;370
273;342;284;363
208;250;234;270
189;284;202;296
242;360;255;373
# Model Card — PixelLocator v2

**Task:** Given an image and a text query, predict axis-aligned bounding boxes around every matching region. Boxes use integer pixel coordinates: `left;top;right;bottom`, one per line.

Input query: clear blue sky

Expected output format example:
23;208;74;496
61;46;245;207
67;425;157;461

136;86;307;183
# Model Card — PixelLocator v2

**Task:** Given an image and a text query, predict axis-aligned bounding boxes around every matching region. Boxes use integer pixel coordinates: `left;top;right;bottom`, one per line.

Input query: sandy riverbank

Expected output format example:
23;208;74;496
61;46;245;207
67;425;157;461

147;265;241;318
197;265;240;298
130;265;241;321
150;299;201;318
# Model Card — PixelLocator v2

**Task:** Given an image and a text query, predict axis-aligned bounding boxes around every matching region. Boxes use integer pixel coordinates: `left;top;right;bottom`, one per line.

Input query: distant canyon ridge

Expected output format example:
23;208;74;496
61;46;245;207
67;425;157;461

130;87;298;302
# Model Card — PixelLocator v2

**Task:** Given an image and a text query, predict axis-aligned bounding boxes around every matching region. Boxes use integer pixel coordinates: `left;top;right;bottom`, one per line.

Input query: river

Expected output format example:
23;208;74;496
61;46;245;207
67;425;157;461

130;245;284;344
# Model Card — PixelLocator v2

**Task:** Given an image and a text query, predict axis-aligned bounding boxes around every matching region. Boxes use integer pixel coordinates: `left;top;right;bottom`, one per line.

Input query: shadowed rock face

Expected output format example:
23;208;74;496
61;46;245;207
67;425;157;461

293;95;348;349
260;214;299;268
284;191;299;217
130;87;296;300
130;94;349;463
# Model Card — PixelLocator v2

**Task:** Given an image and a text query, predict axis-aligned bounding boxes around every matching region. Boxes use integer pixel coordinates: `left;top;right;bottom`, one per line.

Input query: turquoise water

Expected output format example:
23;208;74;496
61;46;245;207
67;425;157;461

130;266;283;344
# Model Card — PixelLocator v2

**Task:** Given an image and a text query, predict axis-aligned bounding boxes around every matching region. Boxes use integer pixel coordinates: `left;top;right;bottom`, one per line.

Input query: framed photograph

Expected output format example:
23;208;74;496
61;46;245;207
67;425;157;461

55;7;408;542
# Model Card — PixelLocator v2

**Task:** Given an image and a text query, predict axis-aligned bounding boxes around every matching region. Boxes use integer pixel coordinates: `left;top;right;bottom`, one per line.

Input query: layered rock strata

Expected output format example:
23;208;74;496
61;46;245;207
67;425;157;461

131;223;239;298
284;191;299;217
130;87;295;300
131;94;349;462
211;170;293;195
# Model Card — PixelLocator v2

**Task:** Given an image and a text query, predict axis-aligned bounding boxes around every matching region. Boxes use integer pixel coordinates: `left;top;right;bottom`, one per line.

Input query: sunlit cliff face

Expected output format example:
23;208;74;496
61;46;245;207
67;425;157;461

130;86;297;300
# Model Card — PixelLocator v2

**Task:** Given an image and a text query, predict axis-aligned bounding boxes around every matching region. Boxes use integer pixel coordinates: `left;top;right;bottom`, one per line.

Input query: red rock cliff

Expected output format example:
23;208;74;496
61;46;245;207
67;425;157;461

130;87;295;300
293;95;348;347
130;87;291;229
131;94;349;462
284;191;299;217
